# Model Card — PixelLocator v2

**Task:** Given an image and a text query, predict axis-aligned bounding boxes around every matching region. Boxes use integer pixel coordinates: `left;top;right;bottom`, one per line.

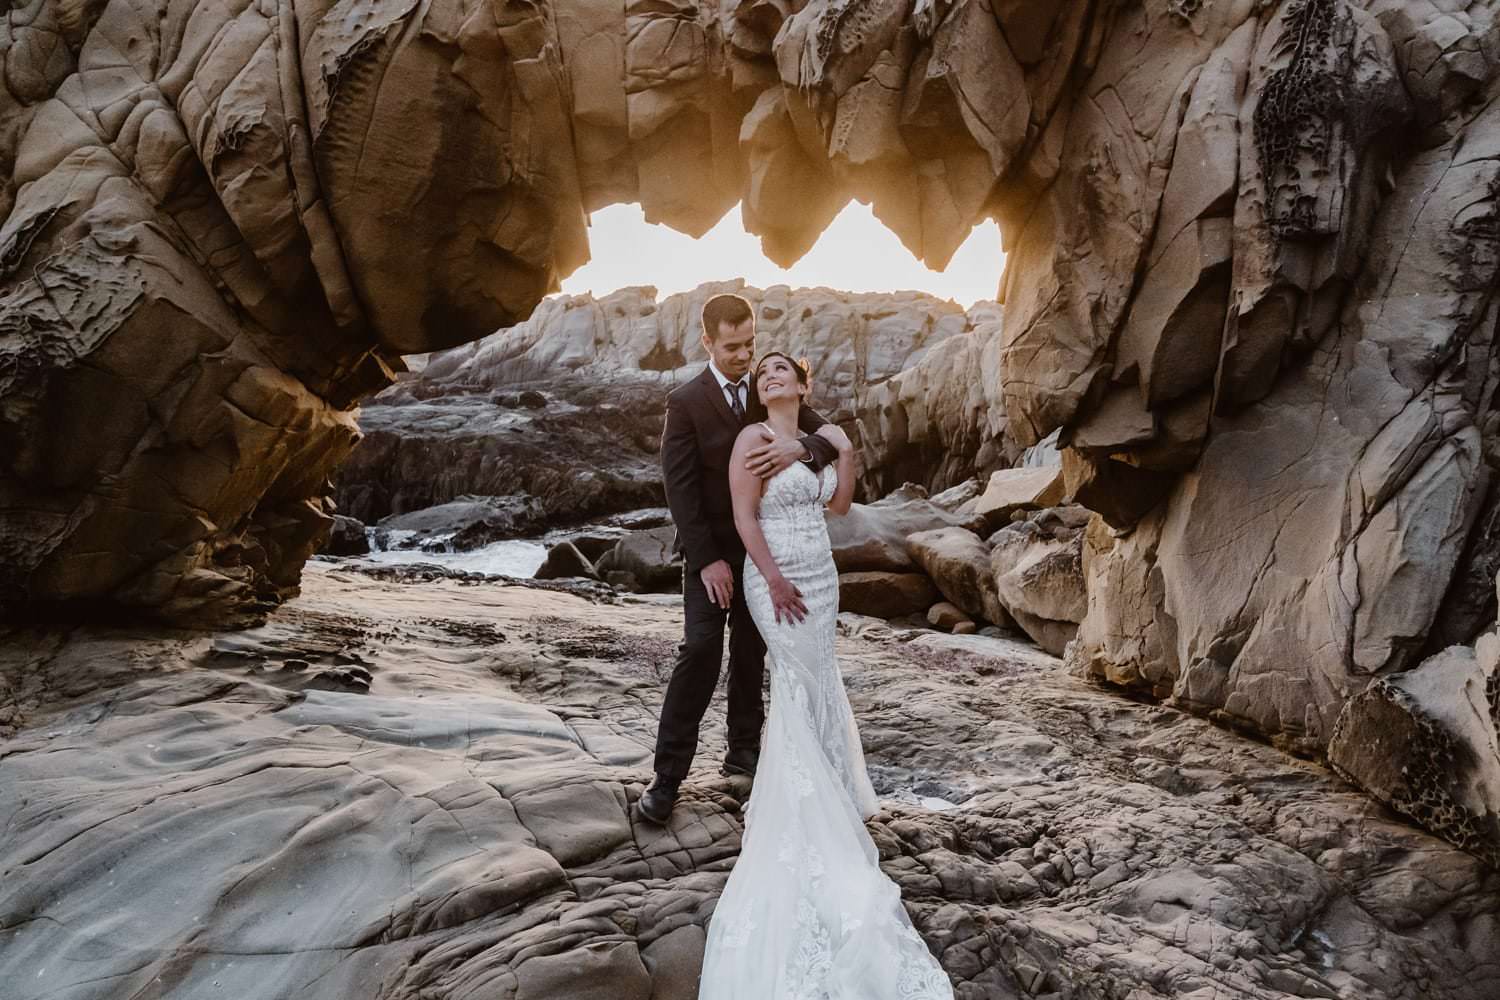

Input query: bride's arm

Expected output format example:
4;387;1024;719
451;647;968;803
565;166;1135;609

730;429;809;625
817;425;857;515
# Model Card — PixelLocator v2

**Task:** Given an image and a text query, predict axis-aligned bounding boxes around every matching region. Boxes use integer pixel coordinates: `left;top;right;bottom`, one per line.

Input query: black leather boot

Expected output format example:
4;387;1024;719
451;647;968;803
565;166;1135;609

637;775;681;824
720;747;758;778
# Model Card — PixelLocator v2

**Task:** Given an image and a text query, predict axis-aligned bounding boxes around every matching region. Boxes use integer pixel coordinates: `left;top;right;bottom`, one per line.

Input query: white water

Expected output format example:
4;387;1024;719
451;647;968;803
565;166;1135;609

360;534;548;577
352;506;674;580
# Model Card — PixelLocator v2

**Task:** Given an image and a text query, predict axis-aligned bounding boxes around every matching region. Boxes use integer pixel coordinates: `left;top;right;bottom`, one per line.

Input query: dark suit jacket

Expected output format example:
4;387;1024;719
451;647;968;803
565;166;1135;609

662;366;838;572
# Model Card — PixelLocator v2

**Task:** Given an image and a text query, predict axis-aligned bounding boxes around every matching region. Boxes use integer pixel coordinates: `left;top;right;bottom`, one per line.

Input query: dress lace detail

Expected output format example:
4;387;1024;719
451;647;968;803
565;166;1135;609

699;463;954;1000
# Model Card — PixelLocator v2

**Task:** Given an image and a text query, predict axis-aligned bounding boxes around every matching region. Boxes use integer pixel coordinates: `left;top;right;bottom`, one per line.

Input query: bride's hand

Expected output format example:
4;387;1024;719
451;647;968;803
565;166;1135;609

768;573;807;625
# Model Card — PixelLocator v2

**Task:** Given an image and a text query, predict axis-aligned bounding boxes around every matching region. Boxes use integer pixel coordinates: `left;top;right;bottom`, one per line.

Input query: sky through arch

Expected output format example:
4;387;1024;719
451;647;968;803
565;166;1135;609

560;202;1005;308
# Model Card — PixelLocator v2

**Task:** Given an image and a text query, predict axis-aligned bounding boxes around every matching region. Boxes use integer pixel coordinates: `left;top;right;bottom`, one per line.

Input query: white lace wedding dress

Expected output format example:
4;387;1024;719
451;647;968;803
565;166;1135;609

698;461;954;1000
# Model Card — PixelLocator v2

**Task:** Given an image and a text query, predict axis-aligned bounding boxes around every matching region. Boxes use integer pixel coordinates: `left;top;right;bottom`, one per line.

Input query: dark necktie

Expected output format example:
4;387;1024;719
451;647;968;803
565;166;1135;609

727;380;745;421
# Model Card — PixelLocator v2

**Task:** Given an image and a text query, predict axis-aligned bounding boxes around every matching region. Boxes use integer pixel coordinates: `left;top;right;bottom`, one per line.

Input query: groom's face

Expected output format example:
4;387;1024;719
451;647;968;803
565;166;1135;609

703;318;755;382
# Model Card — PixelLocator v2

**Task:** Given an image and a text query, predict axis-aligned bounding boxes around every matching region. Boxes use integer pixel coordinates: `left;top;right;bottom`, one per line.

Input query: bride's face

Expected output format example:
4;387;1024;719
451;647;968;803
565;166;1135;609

755;356;805;404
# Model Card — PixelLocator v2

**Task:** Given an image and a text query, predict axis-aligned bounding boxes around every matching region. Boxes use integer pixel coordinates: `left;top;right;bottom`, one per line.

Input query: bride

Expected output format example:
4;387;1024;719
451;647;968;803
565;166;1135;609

697;352;954;1000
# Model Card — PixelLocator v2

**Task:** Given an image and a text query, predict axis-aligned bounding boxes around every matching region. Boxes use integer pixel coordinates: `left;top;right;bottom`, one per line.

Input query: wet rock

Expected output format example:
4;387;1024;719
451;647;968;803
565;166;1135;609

336;390;666;529
594;527;682;592
604;571;642;591
324;515;370;557
837;572;941;620
534;542;600;581
373;496;546;552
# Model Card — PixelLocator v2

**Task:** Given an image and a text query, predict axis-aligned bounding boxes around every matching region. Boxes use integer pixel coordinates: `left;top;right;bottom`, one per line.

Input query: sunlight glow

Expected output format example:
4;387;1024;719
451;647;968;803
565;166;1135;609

560;202;1004;307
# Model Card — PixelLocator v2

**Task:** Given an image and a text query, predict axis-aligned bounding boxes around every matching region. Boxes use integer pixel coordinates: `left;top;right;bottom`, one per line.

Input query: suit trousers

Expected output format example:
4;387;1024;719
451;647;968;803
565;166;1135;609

653;554;766;782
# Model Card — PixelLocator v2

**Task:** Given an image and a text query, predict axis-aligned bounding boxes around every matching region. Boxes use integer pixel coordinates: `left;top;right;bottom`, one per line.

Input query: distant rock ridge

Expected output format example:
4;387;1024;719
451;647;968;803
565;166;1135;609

334;281;1005;526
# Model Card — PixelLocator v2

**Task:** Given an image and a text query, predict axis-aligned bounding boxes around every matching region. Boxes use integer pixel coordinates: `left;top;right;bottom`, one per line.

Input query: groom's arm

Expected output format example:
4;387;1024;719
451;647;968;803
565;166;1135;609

661;394;721;573
795;405;839;471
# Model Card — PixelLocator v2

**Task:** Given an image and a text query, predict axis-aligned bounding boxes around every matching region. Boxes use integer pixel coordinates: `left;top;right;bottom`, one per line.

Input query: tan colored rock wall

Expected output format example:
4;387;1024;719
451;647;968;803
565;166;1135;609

7;0;1500;865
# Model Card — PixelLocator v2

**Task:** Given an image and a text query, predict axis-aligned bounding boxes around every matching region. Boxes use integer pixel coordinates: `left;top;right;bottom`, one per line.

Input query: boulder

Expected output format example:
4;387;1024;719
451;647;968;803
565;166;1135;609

829;489;988;573
563;533;630;563
372;496;545;552
594;527;682;592
1330;633;1500;868
907;528;1007;627
927;602;971;631
928;479;986;512
966;466;1067;530
605;571;642;591
838;572;941;620
989;507;1090;656
533;542;600;581
323;516;370;557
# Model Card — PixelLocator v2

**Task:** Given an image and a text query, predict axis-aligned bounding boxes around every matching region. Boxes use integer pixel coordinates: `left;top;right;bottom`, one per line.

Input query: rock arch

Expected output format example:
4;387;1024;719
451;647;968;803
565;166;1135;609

5;0;1500;848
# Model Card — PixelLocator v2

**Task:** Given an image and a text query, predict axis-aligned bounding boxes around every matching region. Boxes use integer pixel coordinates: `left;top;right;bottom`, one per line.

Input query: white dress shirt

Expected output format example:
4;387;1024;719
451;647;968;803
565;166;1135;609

708;359;748;415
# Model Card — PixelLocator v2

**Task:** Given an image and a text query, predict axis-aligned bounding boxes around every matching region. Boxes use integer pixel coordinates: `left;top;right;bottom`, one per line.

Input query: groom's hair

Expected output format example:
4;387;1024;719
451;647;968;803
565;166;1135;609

701;293;754;341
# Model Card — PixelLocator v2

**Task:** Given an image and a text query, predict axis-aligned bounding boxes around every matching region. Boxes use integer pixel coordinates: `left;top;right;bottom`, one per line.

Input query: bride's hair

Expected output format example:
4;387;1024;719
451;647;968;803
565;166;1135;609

751;351;811;404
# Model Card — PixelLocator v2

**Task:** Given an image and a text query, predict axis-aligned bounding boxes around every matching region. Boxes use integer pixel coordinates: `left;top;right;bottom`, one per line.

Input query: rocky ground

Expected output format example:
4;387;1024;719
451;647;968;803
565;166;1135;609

3;564;1497;1000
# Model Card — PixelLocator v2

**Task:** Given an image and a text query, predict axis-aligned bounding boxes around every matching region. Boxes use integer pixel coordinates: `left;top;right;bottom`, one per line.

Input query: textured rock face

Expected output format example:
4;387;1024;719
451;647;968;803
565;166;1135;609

1331;610;1500;867
4;566;1499;999
989;507;1089;657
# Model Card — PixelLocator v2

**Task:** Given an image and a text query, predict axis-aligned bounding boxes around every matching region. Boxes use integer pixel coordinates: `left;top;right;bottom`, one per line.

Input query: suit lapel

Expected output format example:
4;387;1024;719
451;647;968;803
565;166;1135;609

699;366;743;431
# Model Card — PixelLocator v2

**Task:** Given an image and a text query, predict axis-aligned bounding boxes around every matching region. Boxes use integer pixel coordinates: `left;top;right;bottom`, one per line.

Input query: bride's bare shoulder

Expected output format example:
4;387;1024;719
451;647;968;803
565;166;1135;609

733;423;773;449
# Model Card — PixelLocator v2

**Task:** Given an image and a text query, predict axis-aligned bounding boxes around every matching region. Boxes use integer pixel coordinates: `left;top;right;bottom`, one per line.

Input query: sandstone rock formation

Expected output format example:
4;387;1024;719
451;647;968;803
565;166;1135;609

990;507;1090;656
8;0;1500;867
1331;600;1500;867
966;466;1066;533
908;526;1008;627
4;565;1499;999
831;486;989;574
837;570;941;619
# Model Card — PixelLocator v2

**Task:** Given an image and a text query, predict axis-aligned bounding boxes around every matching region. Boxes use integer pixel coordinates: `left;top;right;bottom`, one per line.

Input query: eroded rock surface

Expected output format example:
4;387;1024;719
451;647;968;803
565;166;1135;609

1331;611;1500;868
3;565;1498;999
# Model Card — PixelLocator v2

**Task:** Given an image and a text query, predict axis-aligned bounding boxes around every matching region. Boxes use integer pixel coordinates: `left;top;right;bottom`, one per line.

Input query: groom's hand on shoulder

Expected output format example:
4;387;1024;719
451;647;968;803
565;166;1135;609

745;426;809;480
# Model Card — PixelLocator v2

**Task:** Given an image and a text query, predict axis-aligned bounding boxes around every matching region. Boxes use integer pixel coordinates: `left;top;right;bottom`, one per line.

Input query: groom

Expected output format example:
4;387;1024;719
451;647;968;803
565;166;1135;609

638;293;839;824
